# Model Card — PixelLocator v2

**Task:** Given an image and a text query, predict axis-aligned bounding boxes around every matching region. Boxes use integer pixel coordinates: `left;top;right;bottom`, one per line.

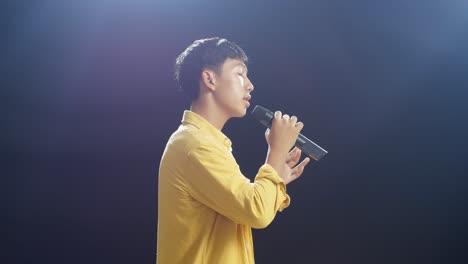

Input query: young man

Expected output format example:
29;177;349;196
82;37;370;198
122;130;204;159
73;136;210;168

157;37;311;263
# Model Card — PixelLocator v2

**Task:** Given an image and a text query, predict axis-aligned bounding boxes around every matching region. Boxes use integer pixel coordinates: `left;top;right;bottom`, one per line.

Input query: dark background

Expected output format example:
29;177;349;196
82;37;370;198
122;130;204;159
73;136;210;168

4;0;468;263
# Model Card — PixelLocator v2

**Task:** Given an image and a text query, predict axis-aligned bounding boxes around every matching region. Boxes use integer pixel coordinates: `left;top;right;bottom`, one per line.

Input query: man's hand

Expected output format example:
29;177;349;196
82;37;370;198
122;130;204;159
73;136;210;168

265;111;303;155
265;111;310;184
281;147;310;185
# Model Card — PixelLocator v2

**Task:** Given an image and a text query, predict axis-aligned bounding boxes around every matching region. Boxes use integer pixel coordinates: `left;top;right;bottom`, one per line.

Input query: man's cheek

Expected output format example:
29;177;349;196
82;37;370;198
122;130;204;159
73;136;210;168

238;76;244;86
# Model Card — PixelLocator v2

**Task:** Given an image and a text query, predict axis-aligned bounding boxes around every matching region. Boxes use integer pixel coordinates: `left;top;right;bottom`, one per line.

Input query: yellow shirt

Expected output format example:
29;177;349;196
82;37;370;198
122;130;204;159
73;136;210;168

157;110;290;264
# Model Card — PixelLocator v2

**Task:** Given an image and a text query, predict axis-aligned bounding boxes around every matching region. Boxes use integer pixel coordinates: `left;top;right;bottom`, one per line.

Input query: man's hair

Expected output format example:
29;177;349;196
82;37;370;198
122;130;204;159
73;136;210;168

174;37;248;101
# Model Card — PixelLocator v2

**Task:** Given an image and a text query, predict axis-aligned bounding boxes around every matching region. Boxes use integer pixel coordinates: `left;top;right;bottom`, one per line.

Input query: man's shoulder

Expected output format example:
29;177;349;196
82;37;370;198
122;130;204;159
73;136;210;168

167;124;214;154
167;124;196;148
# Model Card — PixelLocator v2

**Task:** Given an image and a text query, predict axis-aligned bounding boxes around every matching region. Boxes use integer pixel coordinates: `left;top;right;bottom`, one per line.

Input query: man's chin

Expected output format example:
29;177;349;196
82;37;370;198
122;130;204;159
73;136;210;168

233;109;247;118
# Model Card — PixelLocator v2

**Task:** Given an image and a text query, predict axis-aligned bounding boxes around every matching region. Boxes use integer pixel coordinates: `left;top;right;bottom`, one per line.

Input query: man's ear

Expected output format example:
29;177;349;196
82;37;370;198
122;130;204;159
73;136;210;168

201;70;216;92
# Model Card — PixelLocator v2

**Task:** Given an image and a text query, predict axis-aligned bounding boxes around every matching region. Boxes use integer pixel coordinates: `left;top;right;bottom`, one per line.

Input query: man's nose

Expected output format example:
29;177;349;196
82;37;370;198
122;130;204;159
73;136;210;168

246;78;254;92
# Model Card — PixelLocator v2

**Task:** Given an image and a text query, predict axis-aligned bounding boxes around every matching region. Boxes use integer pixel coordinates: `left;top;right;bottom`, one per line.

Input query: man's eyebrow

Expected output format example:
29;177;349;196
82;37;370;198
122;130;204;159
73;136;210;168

236;62;248;73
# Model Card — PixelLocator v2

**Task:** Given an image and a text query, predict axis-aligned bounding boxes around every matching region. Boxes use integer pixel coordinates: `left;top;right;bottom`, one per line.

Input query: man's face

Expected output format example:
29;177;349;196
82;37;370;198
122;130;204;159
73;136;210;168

213;58;254;118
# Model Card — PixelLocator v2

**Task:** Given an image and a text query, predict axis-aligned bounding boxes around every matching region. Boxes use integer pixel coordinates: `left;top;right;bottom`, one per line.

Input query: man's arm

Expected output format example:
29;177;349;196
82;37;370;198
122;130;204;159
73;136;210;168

184;142;289;229
183;111;310;229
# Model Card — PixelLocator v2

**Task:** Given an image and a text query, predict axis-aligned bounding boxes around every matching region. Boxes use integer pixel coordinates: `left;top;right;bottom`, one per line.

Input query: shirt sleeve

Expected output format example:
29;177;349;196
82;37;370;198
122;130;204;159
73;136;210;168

184;142;291;229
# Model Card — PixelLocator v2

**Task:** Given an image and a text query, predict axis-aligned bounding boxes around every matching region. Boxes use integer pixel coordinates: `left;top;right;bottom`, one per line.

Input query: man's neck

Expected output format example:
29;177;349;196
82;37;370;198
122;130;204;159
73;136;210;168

190;100;228;131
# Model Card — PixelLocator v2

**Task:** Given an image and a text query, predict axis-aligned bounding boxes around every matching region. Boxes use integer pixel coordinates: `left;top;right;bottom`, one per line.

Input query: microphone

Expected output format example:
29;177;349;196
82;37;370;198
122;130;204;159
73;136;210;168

251;105;328;161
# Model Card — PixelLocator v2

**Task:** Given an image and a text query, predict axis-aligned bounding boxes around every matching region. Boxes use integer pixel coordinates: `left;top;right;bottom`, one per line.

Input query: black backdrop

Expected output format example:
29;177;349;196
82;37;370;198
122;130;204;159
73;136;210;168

5;0;468;263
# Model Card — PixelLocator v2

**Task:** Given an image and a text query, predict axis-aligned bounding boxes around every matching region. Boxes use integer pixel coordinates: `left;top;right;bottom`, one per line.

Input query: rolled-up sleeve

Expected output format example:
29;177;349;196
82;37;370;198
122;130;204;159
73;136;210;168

184;142;290;229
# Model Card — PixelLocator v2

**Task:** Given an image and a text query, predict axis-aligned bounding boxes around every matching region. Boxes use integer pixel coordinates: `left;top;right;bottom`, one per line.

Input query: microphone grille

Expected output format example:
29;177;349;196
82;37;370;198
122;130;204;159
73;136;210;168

251;105;274;128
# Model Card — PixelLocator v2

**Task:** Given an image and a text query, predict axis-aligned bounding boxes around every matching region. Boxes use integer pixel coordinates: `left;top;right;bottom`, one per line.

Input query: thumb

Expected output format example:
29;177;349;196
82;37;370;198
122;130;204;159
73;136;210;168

265;128;270;142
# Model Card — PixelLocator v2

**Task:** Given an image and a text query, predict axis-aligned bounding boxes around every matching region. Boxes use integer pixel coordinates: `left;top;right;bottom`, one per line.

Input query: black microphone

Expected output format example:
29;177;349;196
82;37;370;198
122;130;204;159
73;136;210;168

251;105;328;161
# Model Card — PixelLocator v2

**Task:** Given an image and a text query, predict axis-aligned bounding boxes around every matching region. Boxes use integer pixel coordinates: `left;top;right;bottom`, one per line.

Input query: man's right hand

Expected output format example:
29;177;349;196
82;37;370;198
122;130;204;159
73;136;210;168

265;111;305;182
266;111;303;153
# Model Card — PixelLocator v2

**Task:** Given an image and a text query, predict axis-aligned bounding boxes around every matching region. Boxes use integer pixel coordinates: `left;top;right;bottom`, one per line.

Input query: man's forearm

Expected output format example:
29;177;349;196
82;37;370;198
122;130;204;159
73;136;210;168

265;148;286;180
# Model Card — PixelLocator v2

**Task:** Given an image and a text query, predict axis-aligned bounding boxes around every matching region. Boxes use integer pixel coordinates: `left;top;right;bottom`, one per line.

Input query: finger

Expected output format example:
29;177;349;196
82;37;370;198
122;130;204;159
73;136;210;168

274;111;282;118
292;148;301;163
289;146;299;154
264;128;270;143
291;157;310;178
283;114;290;120
295;121;304;131
287;148;302;167
286;147;298;162
290;116;298;124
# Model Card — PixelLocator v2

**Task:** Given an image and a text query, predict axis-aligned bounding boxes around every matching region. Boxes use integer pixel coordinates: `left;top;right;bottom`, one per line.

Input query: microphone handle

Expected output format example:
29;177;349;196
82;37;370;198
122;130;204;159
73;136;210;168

263;116;328;161
296;133;328;161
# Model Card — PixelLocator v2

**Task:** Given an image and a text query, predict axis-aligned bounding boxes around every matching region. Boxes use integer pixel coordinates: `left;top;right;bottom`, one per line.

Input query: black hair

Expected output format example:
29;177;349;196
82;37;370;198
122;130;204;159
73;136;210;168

174;37;248;101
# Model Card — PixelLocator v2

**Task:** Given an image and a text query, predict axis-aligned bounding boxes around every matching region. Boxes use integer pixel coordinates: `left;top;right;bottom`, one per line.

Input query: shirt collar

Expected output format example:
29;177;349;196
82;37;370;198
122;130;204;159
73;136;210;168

181;110;232;150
